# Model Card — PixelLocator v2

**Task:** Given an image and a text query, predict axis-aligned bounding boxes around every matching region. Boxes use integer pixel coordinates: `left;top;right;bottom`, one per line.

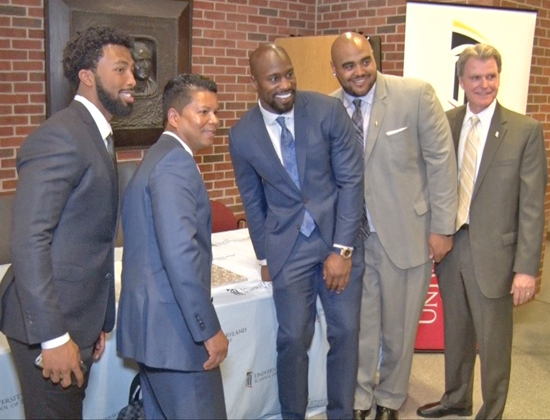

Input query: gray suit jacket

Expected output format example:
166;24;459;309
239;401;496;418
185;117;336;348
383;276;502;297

446;103;547;298
0;101;118;347
229;91;363;278
332;73;457;269
117;134;221;371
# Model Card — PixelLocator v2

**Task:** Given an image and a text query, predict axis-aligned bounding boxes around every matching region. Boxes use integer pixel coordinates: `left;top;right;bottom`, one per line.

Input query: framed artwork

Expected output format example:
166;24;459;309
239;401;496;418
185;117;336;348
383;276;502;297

45;0;192;148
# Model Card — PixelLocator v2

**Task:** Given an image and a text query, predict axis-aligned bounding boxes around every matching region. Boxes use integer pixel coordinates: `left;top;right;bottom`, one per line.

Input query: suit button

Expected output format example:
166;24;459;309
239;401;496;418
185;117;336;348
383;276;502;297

296;225;301;230
303;198;308;204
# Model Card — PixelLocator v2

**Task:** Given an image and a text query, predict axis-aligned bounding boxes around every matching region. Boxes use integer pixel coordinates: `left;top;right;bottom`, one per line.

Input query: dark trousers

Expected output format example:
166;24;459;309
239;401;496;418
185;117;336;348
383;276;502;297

438;228;513;420
8;337;94;419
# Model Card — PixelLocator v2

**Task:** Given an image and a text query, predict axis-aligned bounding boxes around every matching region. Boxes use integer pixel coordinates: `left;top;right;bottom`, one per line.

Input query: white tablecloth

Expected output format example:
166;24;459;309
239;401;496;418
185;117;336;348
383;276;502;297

0;229;329;419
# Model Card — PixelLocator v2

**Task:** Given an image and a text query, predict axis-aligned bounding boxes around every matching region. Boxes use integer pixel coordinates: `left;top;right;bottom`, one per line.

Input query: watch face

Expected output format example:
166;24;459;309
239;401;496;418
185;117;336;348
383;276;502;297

342;249;352;258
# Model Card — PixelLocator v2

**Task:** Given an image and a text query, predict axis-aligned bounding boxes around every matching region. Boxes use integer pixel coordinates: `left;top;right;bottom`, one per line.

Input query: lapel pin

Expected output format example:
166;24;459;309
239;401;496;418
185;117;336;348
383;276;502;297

375;121;379;127
495;131;499;138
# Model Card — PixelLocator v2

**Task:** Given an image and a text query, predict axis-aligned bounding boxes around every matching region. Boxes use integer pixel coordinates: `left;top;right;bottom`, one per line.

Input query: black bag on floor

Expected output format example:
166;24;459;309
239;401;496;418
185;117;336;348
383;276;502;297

117;373;144;420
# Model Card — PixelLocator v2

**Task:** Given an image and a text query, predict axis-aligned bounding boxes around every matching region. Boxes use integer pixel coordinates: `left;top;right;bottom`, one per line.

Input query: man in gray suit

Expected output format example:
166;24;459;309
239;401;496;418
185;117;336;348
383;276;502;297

417;44;547;420
0;26;135;418
117;74;228;419
229;44;364;419
330;32;457;420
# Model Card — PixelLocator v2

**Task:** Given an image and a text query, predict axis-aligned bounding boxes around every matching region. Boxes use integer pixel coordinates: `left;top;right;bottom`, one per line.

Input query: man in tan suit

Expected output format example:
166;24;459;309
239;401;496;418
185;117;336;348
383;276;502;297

417;44;547;420
330;32;457;420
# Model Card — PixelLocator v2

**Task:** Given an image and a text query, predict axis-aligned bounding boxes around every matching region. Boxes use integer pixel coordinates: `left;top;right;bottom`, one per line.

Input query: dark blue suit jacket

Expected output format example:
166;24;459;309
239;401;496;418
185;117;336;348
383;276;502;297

229;91;363;277
117;134;221;371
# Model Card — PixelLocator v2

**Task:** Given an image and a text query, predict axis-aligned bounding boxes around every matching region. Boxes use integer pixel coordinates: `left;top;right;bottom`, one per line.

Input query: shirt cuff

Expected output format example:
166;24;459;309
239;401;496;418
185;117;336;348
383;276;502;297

258;259;267;266
41;333;70;349
333;243;354;250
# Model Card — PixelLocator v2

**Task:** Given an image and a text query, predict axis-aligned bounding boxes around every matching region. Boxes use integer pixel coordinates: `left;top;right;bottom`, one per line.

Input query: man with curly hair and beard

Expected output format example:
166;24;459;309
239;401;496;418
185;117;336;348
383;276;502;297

0;26;135;418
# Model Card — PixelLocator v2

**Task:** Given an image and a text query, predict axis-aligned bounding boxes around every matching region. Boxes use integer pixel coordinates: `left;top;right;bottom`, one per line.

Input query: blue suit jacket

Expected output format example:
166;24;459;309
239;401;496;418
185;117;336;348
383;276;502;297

229;91;363;278
116;134;221;371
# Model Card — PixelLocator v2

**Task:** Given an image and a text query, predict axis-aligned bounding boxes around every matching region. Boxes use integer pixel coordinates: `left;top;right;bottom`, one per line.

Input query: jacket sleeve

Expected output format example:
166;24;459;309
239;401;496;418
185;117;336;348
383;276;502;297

417;82;458;235
10;124;83;344
328;99;364;247
513;121;548;276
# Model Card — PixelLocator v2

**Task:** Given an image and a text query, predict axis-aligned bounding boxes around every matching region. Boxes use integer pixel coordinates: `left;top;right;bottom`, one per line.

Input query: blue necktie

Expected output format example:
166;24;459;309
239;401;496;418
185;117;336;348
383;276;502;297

276;117;315;237
352;100;370;238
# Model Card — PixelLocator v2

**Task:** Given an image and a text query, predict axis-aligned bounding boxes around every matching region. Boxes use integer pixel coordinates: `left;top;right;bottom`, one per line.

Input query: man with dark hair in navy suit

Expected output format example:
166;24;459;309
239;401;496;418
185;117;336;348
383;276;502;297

117;74;228;420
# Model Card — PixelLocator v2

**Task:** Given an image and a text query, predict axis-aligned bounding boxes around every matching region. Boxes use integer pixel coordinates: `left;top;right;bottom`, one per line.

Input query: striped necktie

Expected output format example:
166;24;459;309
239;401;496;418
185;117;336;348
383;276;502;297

456;115;480;231
352;99;364;149
352;99;370;238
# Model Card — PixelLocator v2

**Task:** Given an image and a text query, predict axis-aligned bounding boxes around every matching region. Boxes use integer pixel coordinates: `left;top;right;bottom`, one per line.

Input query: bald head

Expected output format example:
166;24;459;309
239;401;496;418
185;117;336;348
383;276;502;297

249;43;296;114
250;44;291;79
331;32;377;97
331;32;372;61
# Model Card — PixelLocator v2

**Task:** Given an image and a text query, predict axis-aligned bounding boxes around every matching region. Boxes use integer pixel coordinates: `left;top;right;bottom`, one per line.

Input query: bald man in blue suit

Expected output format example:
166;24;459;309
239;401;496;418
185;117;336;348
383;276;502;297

229;44;365;419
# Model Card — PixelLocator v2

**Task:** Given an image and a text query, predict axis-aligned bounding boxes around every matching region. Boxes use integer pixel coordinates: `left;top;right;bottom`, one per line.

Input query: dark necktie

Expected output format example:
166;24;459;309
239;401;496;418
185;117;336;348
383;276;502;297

352;99;370;238
352;99;365;149
276;117;315;237
106;133;118;174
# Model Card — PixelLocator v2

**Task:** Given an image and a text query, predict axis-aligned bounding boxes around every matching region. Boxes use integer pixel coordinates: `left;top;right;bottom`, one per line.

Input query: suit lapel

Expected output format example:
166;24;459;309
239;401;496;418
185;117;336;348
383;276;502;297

71;101;118;210
365;72;387;162
473;102;506;199
72;101;117;180
293;92;308;189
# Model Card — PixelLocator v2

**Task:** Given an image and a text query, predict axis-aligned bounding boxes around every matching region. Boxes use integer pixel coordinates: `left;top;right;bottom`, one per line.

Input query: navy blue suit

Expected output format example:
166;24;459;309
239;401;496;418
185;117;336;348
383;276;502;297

117;134;226;419
229;91;364;419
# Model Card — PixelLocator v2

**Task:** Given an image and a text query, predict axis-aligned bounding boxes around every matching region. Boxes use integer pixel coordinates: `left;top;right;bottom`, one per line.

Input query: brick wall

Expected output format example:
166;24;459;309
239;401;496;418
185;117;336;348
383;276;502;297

0;0;318;214
191;0;316;209
1;0;549;224
0;0;44;192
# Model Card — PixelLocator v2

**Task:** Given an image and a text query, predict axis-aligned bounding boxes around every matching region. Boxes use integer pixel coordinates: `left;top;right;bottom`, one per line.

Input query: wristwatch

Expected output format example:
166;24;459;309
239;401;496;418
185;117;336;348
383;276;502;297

333;246;353;259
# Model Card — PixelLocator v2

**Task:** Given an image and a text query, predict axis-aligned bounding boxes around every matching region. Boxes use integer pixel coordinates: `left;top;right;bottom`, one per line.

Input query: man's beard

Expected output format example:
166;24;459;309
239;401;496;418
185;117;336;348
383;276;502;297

96;76;133;117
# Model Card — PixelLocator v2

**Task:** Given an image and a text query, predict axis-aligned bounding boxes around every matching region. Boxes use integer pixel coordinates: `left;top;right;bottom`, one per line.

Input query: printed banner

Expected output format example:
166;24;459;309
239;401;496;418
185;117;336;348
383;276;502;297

404;1;537;113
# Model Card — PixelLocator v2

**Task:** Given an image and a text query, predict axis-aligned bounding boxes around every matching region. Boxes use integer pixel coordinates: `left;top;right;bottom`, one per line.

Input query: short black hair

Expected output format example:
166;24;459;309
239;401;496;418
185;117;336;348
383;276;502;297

162;73;218;127
62;26;133;88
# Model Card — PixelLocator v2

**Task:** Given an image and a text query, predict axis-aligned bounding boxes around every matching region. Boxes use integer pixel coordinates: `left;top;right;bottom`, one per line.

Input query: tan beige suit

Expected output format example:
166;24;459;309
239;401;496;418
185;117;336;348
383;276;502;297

333;72;457;410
